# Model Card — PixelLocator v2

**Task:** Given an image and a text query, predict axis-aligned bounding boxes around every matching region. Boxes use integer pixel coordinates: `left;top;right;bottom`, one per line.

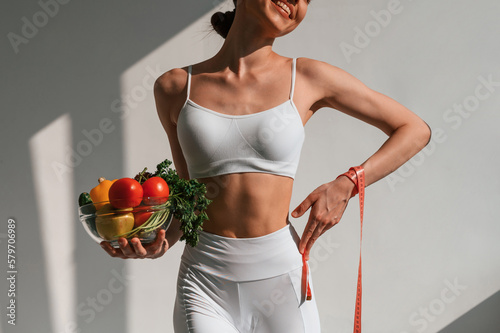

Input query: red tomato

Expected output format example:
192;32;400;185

133;210;153;228
142;177;169;205
109;178;143;209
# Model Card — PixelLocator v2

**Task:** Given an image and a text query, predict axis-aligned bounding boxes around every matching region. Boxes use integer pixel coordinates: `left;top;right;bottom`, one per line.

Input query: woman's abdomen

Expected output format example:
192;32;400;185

198;172;294;238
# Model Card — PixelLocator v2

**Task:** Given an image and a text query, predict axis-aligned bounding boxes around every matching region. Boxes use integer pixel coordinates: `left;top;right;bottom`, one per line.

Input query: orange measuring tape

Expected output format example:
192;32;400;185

302;166;365;332
338;166;365;333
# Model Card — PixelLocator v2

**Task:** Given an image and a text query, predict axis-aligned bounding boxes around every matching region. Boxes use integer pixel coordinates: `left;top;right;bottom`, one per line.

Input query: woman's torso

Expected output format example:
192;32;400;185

173;56;311;238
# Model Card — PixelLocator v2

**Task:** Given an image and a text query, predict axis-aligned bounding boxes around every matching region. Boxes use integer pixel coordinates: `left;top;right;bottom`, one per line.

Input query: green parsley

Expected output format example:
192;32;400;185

153;159;211;247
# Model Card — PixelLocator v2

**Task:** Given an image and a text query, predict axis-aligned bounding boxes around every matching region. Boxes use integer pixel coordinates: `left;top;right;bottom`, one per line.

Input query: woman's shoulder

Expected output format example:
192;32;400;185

295;57;361;94
154;58;213;94
295;57;345;80
154;67;189;97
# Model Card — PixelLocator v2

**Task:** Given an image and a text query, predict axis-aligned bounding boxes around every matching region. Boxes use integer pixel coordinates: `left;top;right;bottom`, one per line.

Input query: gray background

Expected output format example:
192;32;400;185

1;0;499;332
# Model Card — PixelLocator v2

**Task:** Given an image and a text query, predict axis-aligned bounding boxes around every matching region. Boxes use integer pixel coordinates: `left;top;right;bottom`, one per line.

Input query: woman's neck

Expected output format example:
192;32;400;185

211;12;281;75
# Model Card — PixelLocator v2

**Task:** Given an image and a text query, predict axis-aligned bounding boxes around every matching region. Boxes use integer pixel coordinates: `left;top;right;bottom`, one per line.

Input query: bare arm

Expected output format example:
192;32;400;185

153;68;191;249
303;58;431;186
100;68;190;259
292;59;431;258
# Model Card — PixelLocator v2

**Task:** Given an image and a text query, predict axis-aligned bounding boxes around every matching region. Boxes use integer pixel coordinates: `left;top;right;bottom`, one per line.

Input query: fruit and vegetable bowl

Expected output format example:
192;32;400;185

78;197;173;248
77;159;211;248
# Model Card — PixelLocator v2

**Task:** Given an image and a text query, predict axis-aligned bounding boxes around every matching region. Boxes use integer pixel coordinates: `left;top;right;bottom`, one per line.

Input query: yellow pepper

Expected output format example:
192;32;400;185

90;177;118;209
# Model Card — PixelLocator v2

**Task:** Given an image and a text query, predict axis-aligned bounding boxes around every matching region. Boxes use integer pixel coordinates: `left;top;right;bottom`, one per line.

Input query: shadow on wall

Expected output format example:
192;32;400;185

438;290;500;333
1;0;215;332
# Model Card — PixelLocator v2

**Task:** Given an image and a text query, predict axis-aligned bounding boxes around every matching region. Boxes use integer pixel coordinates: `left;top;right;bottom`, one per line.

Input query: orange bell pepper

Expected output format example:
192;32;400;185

89;177;118;209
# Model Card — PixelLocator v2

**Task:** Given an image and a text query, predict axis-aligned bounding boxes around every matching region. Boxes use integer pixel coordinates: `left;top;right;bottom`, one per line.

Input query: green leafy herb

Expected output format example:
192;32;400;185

153;159;211;247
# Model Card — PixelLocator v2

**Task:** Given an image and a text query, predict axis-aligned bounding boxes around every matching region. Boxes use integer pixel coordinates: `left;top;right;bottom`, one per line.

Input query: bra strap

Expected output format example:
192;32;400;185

290;58;297;100
186;65;192;101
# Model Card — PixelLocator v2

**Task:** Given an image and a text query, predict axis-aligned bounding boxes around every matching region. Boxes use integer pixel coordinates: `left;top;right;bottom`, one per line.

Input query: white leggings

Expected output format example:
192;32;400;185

173;223;321;333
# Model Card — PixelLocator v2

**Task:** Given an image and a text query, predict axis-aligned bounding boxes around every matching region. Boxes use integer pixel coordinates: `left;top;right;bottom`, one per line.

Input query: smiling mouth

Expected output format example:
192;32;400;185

271;0;292;19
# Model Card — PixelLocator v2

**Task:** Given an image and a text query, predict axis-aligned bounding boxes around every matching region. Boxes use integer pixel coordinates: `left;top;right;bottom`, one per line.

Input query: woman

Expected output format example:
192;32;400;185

101;0;431;332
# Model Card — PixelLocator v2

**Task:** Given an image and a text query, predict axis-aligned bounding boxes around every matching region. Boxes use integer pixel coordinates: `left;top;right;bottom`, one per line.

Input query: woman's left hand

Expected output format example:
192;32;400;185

292;175;356;260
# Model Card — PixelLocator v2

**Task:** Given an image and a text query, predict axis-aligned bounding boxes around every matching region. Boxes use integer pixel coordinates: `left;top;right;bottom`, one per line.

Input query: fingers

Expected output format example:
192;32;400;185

112;238;144;258
99;231;168;259
299;211;343;260
303;223;330;260
298;215;316;255
299;224;317;260
100;241;126;259
292;195;314;218
299;215;327;260
129;238;149;257
296;181;353;261
146;230;168;258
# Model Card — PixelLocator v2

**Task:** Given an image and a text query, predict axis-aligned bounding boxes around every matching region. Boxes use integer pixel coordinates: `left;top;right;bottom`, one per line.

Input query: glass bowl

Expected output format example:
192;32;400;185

78;197;173;248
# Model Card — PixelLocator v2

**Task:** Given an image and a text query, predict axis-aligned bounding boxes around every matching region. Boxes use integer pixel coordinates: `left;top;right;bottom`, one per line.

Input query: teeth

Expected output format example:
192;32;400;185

275;1;291;16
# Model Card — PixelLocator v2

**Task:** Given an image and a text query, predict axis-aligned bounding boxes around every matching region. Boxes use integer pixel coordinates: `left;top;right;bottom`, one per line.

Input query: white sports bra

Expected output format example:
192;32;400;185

177;58;305;180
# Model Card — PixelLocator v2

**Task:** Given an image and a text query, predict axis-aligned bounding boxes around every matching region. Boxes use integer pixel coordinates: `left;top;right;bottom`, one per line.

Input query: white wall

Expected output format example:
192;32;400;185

1;1;499;332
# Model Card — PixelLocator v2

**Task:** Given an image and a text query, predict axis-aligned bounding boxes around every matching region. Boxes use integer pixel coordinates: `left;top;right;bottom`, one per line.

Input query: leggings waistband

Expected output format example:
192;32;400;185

181;223;304;282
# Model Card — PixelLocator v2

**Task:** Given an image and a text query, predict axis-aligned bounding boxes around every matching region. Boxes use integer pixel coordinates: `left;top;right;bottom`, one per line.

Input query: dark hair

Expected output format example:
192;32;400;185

211;0;237;39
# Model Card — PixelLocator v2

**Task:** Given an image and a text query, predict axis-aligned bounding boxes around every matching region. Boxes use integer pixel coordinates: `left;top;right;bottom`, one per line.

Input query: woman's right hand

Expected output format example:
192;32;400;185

100;229;169;259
